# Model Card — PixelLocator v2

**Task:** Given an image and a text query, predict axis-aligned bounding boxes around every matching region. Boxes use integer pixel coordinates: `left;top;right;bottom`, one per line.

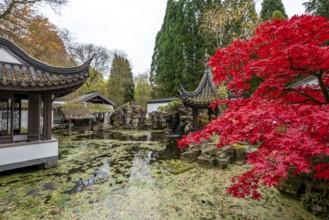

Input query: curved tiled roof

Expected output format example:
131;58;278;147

179;68;218;108
0;62;89;88
0;37;91;96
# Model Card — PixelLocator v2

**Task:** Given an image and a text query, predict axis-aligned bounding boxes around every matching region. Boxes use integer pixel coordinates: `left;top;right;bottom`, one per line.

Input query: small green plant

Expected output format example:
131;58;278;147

300;191;329;218
158;106;165;112
216;83;228;112
158;100;183;113
231;143;247;150
210;133;220;144
217;83;228;100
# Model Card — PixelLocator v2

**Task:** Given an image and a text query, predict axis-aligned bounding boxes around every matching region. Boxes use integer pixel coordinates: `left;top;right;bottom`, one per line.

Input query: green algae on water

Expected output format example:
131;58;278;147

0;130;320;220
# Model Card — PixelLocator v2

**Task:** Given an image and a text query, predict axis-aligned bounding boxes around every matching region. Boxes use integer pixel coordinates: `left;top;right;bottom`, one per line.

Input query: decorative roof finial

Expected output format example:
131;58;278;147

204;48;211;67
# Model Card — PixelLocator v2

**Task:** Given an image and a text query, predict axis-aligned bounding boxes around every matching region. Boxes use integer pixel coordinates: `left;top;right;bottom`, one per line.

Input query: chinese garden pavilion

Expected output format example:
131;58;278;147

0;37;91;172
75;91;115;124
179;68;219;131
57;91;115;133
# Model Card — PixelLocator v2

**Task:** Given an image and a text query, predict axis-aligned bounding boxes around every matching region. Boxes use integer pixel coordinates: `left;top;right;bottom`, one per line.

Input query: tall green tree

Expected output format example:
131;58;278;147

78;68;109;97
200;0;259;48
200;1;261;98
150;0;181;98
260;0;287;21
108;51;134;106
271;10;286;19
150;0;221;98
134;73;152;109
303;0;329;18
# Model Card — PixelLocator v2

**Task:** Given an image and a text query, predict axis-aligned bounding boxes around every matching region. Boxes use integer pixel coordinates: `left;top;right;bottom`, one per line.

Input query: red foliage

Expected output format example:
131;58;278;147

178;15;329;199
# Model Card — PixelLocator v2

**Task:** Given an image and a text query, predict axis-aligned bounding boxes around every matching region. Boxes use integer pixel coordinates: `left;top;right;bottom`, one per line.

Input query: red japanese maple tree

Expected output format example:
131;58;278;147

178;15;329;199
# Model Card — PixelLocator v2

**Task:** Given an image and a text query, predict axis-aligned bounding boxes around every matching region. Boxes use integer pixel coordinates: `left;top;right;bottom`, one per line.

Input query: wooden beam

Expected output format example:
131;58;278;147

215;108;219;117
28;93;41;141
43;92;52;140
192;107;198;131
208;108;211;122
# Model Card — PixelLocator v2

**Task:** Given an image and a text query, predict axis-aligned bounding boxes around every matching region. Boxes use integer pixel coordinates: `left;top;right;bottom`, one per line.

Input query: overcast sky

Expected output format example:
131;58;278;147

42;0;306;76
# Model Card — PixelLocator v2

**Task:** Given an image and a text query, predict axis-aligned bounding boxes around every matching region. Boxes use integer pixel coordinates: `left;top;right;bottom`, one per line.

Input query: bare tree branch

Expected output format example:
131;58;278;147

68;43;113;77
0;0;68;20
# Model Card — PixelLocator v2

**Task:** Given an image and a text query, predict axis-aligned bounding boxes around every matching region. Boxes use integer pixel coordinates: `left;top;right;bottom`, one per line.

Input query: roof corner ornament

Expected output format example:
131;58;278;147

204;49;211;68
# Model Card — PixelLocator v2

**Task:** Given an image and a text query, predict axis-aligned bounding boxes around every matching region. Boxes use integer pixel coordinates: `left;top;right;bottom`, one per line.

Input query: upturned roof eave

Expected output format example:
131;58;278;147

0;37;92;95
0;37;93;75
179;68;217;98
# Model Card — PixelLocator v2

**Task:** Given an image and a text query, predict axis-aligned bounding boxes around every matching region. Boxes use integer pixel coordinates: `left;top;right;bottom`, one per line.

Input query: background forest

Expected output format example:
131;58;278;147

0;0;328;108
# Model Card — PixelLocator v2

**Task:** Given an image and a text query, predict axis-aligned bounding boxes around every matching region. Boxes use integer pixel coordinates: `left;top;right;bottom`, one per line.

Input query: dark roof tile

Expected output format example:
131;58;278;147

0;37;92;97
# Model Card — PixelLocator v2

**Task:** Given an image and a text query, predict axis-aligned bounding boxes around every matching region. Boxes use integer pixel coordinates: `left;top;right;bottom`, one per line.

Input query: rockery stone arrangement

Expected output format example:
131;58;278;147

181;141;256;169
110;103;193;133
110;104;147;129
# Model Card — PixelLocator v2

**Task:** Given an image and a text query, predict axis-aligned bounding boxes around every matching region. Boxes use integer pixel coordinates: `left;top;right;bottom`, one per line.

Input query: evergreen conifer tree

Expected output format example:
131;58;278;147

134;73;152;108
271;10;286;19
303;0;329;18
108;53;134;106
260;0;287;21
150;0;221;98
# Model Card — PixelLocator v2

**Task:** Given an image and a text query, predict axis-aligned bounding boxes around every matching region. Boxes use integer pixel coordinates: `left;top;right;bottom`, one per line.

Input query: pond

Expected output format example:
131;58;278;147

0;130;319;219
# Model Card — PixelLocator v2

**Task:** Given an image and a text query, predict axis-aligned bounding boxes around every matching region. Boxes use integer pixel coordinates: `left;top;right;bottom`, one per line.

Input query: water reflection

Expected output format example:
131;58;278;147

146;132;152;141
62;131;180;195
80;141;87;149
106;151;161;218
66;162;111;194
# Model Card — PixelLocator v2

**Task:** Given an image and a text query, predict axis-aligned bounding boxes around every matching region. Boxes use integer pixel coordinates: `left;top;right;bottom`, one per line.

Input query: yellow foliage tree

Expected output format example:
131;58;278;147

0;5;71;67
200;0;259;48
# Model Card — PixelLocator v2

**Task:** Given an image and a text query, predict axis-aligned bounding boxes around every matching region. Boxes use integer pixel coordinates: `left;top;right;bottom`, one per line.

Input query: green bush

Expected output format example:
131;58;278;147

300;191;329;218
158;100;183;113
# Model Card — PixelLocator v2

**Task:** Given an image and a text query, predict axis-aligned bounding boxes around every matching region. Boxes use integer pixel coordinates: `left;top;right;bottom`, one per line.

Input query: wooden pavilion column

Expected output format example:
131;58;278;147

28;93;41;141
16;98;22;134
207;108;212;122
215;108;219;117
192;107;198;131
43;92;52;140
207;107;220;122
